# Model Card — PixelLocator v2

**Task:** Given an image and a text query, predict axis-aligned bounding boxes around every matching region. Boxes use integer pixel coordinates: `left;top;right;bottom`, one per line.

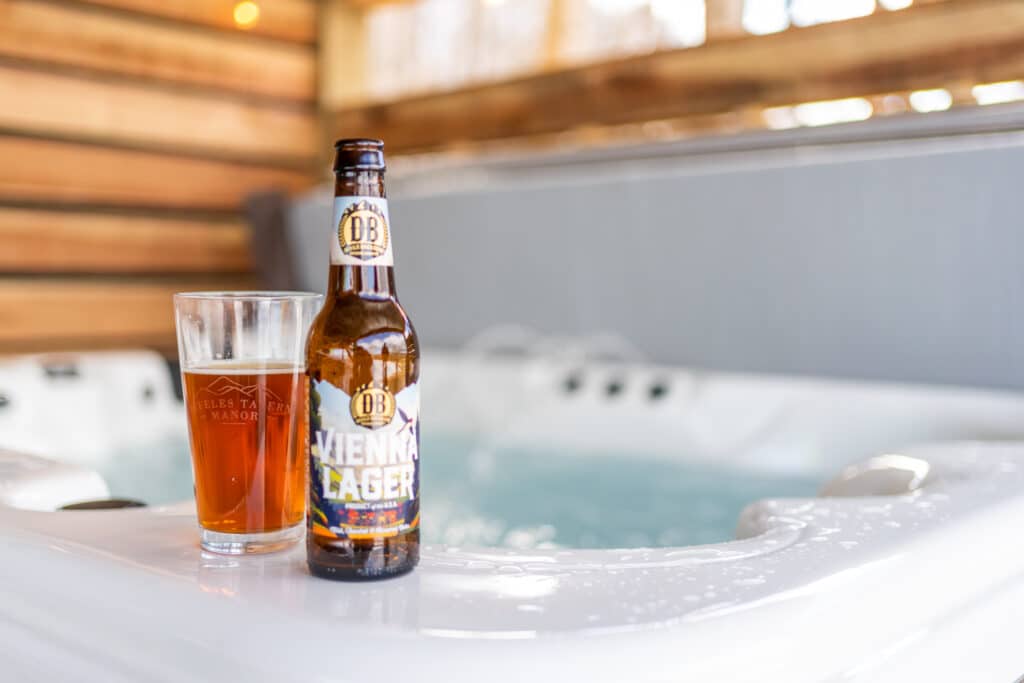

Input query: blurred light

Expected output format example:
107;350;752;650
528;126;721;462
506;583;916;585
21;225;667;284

793;97;873;127
908;88;952;113
481;0;507;6
972;81;1024;106
233;1;260;29
762;105;799;130
790;0;874;27
879;0;913;9
650;0;705;47
879;94;909;115
743;0;789;35
589;0;648;15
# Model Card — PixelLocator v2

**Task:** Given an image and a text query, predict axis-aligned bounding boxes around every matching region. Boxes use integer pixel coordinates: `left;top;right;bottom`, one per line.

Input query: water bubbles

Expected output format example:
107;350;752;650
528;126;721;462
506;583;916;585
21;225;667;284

422;436;819;549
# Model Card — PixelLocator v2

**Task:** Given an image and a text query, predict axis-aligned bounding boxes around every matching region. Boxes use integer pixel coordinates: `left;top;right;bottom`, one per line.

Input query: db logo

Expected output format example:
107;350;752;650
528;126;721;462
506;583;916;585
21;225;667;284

338;200;389;260
350;384;396;429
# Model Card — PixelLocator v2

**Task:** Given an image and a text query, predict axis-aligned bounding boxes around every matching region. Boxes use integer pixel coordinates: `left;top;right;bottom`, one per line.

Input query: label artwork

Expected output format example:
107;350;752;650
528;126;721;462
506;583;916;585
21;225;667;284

331;196;393;266
309;379;418;540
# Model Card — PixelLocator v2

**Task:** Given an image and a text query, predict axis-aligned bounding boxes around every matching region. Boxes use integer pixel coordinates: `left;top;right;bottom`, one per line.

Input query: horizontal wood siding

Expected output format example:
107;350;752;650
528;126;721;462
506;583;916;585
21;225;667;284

74;0;317;44
0;209;252;274
0;279;256;353
0;0;315;102
0;136;317;210
0;0;318;353
0;65;317;164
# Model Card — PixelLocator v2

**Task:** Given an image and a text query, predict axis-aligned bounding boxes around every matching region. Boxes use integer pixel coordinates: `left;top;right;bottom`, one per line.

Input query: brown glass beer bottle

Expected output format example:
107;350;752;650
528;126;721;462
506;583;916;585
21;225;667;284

306;139;420;580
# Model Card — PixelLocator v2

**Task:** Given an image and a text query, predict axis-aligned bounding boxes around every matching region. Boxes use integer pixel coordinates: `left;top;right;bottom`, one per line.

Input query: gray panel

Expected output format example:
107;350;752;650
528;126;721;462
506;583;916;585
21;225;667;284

290;119;1024;390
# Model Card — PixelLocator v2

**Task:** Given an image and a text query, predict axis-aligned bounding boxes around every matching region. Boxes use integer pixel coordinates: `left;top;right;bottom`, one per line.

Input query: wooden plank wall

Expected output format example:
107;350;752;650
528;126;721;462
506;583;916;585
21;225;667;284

0;0;321;354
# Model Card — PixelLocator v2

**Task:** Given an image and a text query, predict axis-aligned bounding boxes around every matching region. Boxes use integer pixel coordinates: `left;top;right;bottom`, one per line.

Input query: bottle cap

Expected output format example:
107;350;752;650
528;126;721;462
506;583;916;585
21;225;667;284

334;138;385;172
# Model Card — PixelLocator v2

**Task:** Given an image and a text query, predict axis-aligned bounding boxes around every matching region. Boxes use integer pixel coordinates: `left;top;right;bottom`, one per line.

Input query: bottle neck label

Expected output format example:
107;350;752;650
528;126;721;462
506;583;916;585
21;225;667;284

330;196;394;266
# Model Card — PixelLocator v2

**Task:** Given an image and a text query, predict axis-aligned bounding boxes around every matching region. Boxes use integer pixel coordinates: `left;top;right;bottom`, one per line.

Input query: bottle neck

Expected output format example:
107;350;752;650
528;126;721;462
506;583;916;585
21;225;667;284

328;170;396;299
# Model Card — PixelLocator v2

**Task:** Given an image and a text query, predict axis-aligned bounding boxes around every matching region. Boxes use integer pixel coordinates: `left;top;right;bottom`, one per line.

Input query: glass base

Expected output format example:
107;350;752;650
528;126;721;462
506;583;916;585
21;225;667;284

200;524;303;555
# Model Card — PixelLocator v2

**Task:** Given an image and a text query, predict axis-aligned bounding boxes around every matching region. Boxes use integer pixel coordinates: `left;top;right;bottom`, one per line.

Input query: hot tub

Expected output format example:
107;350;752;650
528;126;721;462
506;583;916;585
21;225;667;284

2;350;1024;682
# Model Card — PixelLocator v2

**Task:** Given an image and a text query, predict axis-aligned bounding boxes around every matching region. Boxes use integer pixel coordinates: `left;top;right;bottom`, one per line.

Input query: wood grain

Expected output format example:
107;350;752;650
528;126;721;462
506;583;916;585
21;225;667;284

74;0;317;44
0;278;254;352
0;137;319;210
327;0;1024;151
0;0;315;102
0;209;253;274
0;65;317;163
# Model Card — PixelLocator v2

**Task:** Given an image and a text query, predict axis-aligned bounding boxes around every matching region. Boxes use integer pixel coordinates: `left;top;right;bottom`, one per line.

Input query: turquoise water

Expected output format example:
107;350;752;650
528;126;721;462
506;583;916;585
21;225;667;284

99;432;821;550
423;434;820;549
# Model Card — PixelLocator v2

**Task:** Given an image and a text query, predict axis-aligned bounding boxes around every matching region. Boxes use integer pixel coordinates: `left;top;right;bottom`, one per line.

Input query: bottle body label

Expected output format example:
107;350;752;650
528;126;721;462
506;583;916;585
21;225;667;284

330;196;394;266
308;378;419;540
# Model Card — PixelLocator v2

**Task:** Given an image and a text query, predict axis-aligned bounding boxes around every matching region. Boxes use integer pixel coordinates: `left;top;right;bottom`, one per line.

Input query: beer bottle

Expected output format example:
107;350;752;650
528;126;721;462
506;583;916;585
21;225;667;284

306;139;420;580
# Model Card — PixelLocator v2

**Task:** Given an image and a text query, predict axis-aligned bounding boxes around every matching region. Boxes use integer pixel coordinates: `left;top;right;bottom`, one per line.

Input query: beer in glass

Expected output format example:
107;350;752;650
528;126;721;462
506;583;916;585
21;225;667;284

174;291;321;554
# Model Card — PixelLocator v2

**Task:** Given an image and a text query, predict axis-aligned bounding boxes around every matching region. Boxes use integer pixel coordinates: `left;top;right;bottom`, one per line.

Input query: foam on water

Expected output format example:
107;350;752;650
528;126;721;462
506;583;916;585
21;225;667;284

98;432;821;550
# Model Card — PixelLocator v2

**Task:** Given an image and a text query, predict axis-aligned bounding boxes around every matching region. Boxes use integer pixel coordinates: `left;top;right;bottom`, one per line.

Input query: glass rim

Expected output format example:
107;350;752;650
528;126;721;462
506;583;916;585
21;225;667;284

174;290;322;302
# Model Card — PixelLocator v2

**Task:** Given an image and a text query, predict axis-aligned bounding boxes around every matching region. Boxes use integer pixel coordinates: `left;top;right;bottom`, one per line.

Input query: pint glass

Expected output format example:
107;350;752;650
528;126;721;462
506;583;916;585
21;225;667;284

174;292;321;554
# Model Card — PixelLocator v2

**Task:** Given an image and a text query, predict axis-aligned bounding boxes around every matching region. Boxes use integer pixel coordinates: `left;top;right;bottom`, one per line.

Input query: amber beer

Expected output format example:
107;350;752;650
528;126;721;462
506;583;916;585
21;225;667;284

184;363;306;534
306;139;420;580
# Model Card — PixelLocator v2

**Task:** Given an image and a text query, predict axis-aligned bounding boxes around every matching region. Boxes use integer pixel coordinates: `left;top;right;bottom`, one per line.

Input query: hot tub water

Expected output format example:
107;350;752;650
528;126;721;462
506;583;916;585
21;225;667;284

96;432;820;549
